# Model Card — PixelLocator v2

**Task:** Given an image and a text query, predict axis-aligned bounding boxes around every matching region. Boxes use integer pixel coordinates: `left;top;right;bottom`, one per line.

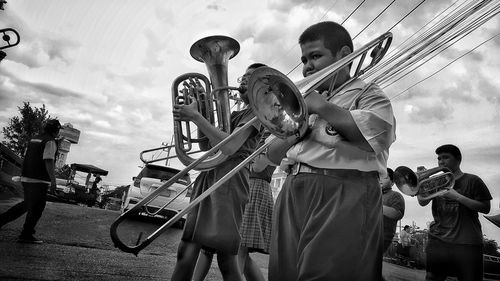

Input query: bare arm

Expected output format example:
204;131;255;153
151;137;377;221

383;205;404;220
443;189;491;214
173;100;256;156
306;92;372;152
265;136;298;166
44;159;56;192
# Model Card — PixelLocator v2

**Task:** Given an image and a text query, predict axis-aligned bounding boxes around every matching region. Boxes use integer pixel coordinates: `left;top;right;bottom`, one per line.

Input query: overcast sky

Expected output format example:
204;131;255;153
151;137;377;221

1;0;499;241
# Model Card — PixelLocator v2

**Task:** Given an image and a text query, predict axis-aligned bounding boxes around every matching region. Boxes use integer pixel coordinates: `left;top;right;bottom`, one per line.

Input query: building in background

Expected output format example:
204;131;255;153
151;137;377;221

270;167;287;201
57;123;80;168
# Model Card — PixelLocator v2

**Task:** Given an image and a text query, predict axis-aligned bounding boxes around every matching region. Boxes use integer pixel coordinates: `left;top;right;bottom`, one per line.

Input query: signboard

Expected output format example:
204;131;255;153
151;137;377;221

58;139;71;152
59;126;80;144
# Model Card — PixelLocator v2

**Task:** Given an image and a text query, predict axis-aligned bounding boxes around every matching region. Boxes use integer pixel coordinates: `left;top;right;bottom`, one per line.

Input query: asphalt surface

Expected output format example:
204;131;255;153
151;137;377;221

0;197;269;281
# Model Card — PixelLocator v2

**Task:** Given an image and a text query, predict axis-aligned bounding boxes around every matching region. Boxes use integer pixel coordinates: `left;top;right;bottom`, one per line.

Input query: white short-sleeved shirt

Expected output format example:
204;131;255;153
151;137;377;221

43;140;57;160
286;79;396;177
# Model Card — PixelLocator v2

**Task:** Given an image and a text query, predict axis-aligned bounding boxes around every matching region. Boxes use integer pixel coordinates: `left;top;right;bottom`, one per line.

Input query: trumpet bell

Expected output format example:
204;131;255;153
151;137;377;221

247;66;308;139
393;166;419;196
394;166;455;200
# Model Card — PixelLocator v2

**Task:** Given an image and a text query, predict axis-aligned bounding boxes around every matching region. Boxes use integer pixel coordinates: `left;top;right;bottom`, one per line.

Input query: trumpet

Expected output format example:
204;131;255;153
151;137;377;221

110;32;393;255
393;166;455;201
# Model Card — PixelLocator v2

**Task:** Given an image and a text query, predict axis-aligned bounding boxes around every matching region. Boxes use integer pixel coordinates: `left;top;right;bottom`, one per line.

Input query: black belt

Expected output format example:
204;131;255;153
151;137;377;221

288;162;378;178
289;162;339;176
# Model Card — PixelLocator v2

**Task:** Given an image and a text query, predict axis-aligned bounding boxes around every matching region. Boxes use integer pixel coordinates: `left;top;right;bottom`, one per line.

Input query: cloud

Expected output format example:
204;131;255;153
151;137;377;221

404;102;453;123
0;9;80;68
142;29;167;68
207;2;224;11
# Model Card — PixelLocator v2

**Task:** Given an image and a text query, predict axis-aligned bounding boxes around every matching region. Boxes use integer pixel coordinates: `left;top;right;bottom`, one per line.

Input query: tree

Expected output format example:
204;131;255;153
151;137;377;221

484;237;500;257
1;102;51;157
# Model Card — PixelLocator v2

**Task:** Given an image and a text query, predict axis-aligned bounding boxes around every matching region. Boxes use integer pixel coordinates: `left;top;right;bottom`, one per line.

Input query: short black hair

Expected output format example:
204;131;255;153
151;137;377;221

299;21;353;57
435;144;462;162
387;168;394;181
247;63;266;70
404;225;410;230
44;119;62;135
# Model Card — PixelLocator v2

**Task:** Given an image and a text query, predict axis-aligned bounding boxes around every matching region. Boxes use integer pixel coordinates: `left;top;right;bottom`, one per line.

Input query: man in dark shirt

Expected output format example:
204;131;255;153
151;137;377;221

0;119;61;243
419;144;492;281
381;167;405;253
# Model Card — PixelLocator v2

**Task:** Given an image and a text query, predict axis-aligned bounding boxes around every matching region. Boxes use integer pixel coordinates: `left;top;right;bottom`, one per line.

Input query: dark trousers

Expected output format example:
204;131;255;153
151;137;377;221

0;182;48;236
425;236;483;281
270;170;382;281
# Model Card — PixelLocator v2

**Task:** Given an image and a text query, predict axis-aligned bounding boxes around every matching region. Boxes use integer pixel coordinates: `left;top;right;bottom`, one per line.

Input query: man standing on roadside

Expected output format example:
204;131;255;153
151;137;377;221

0;119;61;243
419;144;492;280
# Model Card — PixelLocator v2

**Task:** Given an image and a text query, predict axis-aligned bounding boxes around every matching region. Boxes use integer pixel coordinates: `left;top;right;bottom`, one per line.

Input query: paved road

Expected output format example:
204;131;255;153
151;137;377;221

0;240;173;281
0;198;269;281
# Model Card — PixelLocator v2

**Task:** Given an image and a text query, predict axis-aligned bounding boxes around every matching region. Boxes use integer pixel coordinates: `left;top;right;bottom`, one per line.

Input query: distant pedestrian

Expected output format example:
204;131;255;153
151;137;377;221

0;119;61;243
88;176;101;207
399;225;411;258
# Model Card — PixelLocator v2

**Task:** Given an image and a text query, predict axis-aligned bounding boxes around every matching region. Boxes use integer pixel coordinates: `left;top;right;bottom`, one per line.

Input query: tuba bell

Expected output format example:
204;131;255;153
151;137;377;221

393;166;455;201
171;35;240;171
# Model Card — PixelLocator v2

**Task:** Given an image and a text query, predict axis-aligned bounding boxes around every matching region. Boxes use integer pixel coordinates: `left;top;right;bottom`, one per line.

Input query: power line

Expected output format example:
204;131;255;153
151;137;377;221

341;0;366;25
352;0;397;40
387;0;427;32
373;0;463;72
285;0;368;76
271;0;340;67
389;31;500;101
363;0;499;88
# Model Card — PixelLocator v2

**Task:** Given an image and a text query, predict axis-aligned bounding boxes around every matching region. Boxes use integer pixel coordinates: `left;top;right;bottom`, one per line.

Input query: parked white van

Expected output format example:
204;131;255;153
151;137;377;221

121;164;191;228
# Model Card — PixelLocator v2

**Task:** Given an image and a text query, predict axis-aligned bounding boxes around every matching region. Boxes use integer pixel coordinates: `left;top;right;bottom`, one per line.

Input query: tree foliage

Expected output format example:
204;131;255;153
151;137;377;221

484;237;500;257
1;102;51;157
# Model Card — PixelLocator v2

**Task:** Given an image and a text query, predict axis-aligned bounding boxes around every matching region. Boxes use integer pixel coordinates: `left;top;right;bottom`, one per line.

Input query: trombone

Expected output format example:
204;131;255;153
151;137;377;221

110;32;393;255
0;28;20;50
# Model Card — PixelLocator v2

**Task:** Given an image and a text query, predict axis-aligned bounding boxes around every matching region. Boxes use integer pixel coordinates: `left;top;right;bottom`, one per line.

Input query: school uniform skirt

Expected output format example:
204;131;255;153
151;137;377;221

239;177;274;254
181;157;250;255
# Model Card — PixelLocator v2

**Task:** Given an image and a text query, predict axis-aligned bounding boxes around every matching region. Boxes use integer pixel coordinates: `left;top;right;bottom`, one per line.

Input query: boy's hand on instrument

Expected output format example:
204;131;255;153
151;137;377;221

305;91;328;114
441;188;460;201
173;97;200;122
251;154;272;173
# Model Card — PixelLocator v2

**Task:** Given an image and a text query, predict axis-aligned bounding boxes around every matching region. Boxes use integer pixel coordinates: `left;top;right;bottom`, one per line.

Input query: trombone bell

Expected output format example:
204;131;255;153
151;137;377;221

247;67;308;139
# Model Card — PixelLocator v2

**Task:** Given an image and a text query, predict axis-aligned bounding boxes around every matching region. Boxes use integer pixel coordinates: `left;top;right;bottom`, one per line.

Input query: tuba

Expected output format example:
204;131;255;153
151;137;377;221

393;166;455;201
171;35;240;171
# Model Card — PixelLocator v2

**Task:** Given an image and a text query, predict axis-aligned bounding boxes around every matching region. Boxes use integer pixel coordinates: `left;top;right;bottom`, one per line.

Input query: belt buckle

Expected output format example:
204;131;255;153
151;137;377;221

292;162;301;176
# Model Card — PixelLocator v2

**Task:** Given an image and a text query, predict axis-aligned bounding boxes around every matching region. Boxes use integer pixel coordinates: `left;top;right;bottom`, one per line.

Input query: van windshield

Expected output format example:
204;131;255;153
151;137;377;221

139;166;190;185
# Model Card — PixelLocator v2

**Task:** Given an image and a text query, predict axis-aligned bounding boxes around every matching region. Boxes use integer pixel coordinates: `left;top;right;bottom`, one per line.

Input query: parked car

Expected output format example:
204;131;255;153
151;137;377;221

121;164;191;228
